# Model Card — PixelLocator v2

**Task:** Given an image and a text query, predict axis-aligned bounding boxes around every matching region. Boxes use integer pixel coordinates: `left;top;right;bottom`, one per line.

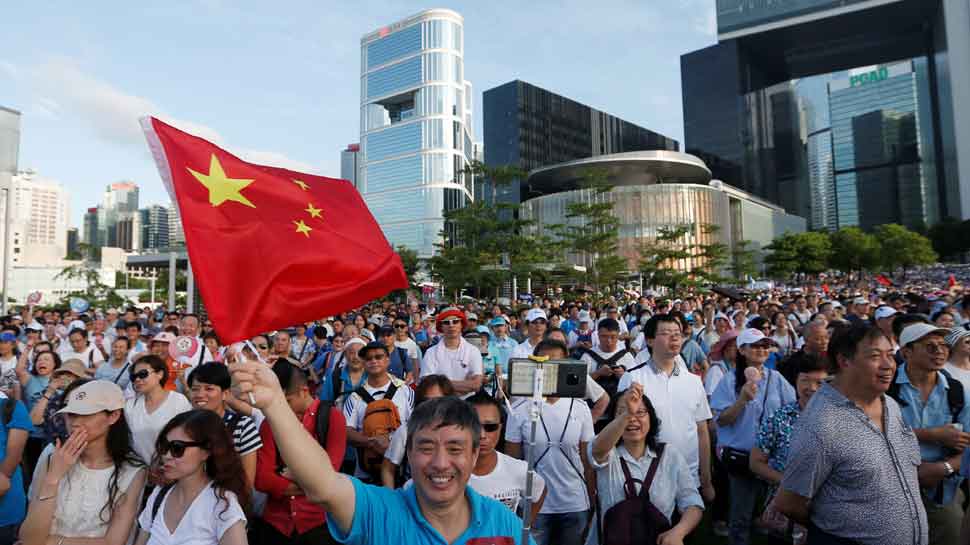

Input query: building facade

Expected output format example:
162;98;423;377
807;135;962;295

139;204;170;250
359;8;475;257
682;0;970;231
66;228;79;258
97;182;139;248
3;170;72;266
167;202;185;247
341;143;360;189
483;80;679;207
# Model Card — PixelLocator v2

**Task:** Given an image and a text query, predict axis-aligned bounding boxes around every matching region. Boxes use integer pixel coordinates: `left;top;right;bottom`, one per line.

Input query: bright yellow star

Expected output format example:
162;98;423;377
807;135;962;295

293;219;312;237
292;179;310;191
187;154;256;208
305;203;323;219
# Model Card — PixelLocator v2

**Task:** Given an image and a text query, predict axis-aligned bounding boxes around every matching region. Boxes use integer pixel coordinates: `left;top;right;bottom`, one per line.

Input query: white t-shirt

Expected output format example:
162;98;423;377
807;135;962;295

421;338;484;382
507;397;594;514
579;346;635;375
384;425;408;466
617;357;712;487
344;376;414;478
945;362;970;394
138;482;246;545
470;451;545;515
510;338;541;360
60;344;105;368
394;338;422;363
567;328;596;349
125;392;194;464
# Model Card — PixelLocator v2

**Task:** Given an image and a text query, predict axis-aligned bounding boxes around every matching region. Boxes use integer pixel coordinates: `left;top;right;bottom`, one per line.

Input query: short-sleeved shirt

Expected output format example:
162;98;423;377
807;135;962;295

679;340;707;372
421;338;484;384
93;359;132;390
892;364;970;505
710;366;797;451
469;451;545;515
138;482;246;545
327;476;534;545
223;411;263;456
780;383;927;545
755;402;801;474
125;392;193;465
586;443;703;545
507;397;594;514
0;398;32;525
343;377;414;477
617;357;712;486
488;336;518;375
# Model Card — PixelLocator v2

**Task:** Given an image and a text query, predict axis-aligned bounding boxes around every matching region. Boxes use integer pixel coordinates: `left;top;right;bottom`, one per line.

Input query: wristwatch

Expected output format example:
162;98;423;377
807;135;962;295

943;461;955;477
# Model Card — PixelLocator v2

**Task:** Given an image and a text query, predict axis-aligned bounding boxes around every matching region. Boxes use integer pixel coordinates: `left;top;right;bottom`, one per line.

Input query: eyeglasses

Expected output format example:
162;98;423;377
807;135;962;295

158;439;207;458
440;319;462;326
626;409;650;418
920;343;950;354
130;369;151;381
394;324;408;329
482;422;501;433
255;344;269;350
531;319;548;325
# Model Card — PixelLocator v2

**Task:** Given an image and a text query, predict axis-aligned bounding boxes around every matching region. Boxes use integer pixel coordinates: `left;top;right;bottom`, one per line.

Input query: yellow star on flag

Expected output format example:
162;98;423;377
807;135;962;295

293;179;310;191
187;155;256;208
293;219;313;237
305;203;323;219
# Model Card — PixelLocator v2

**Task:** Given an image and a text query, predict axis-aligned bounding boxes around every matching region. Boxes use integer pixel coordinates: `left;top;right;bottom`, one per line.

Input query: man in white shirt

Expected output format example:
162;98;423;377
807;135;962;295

566;311;595;351
618;314;715;503
580;318;635;377
468;392;545;522
511;308;548;359
60;326;105;368
420;308;484;396
344;341;415;481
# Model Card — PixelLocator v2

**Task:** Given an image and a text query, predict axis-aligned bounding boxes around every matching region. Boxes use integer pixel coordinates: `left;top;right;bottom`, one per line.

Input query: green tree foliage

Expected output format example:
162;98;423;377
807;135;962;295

395;246;420;290
552;169;624;289
928;218;970;262
55;263;130;310
828;227;881;272
764;231;832;278
730;240;759;282
873;223;937;271
637;223;730;292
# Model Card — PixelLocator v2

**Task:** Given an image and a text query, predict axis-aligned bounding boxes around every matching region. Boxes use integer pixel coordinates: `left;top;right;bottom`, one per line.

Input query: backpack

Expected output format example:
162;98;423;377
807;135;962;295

585;349;631;417
599;444;672;545
355;383;402;477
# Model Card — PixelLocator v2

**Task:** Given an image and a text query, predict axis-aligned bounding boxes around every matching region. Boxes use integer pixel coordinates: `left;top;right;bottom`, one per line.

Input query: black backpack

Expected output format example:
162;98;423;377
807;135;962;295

599;443;672;545
585;349;631;416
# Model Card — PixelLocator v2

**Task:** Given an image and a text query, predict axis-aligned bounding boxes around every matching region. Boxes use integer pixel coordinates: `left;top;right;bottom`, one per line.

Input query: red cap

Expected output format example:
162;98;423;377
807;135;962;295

435;307;467;331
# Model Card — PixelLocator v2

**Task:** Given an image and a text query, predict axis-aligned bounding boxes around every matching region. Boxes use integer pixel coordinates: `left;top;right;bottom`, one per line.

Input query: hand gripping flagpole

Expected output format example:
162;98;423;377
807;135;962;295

521;355;548;545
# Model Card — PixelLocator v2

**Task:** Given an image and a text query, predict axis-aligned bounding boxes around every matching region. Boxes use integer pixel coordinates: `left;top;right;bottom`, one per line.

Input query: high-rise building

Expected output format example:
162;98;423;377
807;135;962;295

341;144;360;188
483;80;679;207
66;228;79;258
359;8;474;257
98;182;139;248
682;0;970;230
115;212;140;251
139;204;170;250
2;169;72;265
83;207;99;248
167;203;185;247
0;107;20;289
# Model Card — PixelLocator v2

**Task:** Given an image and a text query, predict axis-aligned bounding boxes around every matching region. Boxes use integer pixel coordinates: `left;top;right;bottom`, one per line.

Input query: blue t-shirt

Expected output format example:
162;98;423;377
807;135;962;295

22;376;49;438
0;398;32;525
328;476;535;545
710;367;797;451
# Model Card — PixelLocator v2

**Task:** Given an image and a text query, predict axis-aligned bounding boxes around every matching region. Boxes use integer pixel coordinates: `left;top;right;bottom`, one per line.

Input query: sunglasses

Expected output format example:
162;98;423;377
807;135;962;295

394;324;408;329
158;439;207;458
482;422;501;433
130;369;151;381
440;319;462;326
255;344;269;350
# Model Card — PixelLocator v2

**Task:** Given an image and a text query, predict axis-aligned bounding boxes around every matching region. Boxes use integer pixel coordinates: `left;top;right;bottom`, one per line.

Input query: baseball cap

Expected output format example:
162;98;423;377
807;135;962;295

488;316;509;327
737;328;774;348
0;332;16;343
899;323;950;348
946;327;970;348
344;337;367;351
152;331;176;344
26;321;44;332
873;306;898;321
852;297;869;306
358;341;389;359
56;380;125;415
475;325;491;336
435;307;467;329
713;312;730;323
68;320;86;331
578;311;592;324
526;308;548;323
466;312;479;321
53;359;91;379
377;325;394;337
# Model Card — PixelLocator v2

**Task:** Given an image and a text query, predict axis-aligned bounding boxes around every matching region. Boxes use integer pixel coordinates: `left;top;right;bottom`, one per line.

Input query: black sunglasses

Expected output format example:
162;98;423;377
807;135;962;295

130;369;151;381
158;439;207;458
394;324;408;329
482;422;501;433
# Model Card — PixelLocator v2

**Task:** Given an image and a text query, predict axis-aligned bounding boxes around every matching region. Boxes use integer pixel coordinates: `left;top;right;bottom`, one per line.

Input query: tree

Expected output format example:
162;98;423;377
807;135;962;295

55;262;130;310
874;223;937;272
828;227;881;272
552;168;624;290
730;240;759;282
637;223;729;292
928;218;970;262
764;231;832;278
395;246;420;290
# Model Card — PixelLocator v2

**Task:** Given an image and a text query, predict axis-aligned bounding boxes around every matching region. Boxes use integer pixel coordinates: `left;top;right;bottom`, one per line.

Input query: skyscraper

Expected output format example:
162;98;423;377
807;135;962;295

66;228;79;258
483;80;679;207
341;144;360;189
139;204;170;250
167;203;185;247
359;8;474;257
83;207;99;248
98;182;139;248
4;169;72;264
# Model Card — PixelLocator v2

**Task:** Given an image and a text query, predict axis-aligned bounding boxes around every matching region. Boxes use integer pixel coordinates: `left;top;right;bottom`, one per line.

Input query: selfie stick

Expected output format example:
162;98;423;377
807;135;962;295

521;356;547;545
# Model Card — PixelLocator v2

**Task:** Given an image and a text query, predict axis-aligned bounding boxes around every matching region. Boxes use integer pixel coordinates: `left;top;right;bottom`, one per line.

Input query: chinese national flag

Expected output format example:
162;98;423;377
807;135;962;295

876;274;894;287
141;117;407;343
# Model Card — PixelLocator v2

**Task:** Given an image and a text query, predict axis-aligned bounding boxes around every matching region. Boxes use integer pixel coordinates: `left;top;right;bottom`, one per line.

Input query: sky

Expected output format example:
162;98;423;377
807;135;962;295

0;1;717;228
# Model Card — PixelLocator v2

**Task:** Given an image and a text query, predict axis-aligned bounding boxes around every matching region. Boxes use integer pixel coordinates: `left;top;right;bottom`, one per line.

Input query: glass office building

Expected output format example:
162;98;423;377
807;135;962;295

682;0;970;231
359;9;474;258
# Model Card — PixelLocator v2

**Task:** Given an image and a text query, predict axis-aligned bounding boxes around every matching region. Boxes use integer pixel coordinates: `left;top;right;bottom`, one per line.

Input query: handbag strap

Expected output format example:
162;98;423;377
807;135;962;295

757;370;773;428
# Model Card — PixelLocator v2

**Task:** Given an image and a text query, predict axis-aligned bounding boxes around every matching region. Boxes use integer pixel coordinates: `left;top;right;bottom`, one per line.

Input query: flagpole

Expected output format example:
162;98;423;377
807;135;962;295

187;260;194;313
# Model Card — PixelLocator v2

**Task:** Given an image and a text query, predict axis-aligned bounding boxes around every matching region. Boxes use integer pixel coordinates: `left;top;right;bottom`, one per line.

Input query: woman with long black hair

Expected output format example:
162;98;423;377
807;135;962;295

710;328;796;545
20;380;146;545
134;409;249;545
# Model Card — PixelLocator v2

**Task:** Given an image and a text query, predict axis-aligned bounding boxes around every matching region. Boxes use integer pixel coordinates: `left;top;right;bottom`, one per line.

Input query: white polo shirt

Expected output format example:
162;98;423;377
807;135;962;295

618;355;712;487
421;337;483;382
510;337;542;360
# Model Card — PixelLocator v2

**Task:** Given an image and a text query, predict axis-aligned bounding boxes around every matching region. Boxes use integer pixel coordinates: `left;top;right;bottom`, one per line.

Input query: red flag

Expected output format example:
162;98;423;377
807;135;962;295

821;284;830;294
142;117;407;342
949;274;957;288
876;274;893;287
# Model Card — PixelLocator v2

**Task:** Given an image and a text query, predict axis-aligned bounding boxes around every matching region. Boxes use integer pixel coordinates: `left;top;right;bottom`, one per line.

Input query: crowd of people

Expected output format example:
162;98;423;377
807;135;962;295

2;283;970;544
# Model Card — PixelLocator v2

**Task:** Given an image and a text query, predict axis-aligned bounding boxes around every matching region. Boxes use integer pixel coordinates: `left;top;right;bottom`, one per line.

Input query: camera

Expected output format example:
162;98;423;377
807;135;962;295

507;358;587;398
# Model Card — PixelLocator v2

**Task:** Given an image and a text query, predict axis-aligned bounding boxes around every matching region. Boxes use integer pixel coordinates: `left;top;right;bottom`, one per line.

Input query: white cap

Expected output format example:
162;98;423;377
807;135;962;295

68;320;85;331
852;297;869;306
344;337;367;349
578;311;592;323
737;328;773;348
713;312;730;323
899;323;949;348
56;380;125;415
466;312;478;321
831;301;844;309
874;306;898;321
526;308;548;323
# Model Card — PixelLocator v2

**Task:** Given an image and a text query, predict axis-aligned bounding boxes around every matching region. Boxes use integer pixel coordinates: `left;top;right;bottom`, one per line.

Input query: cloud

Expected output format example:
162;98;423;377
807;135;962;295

0;60;19;80
30;57;319;172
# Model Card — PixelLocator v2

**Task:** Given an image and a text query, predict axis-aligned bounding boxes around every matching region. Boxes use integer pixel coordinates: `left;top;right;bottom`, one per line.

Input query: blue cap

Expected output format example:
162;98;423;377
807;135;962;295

488;317;509;327
475;325;490;335
0;332;17;342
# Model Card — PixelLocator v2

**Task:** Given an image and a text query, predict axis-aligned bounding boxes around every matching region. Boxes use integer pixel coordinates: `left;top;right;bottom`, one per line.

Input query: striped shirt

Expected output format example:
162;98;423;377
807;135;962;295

223;410;263;456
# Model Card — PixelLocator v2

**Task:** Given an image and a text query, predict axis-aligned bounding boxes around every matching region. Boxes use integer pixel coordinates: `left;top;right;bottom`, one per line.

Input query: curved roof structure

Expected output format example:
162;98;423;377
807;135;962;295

525;150;712;198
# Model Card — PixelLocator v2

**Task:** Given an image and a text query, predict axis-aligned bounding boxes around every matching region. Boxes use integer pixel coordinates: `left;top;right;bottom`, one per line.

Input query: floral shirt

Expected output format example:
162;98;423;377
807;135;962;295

756;401;801;473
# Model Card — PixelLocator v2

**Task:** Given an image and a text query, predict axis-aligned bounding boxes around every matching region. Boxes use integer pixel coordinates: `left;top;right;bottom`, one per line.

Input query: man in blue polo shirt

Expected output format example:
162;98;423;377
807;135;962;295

230;359;534;545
